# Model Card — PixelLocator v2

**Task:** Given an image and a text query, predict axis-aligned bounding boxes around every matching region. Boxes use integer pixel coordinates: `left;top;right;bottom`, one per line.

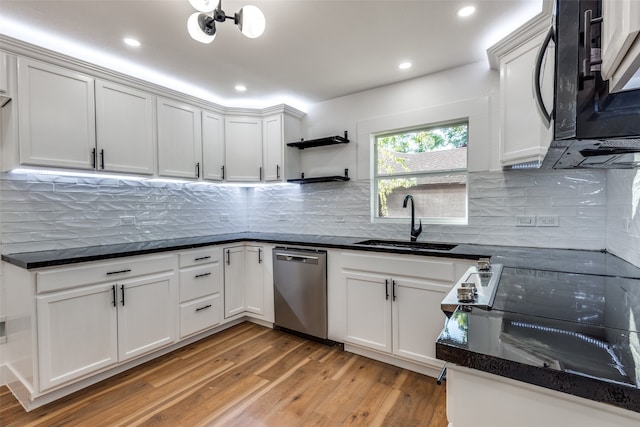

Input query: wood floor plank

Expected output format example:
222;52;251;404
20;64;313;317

0;323;447;427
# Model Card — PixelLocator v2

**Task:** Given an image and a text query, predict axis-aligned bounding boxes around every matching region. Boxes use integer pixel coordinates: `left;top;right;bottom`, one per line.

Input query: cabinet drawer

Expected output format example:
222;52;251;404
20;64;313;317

179;263;222;303
178;247;222;268
180;294;221;338
36;254;176;294
341;252;458;283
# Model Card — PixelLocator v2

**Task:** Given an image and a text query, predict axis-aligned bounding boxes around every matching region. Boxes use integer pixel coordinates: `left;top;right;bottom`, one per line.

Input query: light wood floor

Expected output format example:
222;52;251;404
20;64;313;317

0;322;447;426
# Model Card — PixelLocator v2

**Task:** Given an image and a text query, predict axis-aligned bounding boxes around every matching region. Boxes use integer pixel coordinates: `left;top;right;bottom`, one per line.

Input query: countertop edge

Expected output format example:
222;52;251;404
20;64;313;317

436;341;640;414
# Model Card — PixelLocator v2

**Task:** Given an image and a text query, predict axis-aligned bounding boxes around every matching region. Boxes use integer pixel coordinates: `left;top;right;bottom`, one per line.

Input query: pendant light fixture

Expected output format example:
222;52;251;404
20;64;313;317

187;0;266;44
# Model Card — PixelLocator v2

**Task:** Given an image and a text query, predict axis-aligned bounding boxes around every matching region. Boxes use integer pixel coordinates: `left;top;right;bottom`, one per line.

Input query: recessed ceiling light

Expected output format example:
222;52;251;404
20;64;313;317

457;6;476;18
398;62;412;70
123;37;141;47
235;84;247;92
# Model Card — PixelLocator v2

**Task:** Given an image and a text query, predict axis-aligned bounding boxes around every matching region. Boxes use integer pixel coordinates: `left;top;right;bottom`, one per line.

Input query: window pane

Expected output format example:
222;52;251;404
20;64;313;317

377;174;467;219
376;123;468;175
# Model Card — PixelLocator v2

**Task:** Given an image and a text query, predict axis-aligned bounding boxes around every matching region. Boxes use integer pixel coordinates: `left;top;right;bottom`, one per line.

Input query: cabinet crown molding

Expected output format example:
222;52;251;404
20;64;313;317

486;0;555;70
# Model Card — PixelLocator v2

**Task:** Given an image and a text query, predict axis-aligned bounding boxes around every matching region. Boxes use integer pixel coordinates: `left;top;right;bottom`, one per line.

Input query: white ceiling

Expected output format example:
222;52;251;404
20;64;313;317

0;0;544;110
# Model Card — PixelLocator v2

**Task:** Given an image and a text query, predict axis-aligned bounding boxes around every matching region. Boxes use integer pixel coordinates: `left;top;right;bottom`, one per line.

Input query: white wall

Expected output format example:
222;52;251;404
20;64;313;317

297;61;498;180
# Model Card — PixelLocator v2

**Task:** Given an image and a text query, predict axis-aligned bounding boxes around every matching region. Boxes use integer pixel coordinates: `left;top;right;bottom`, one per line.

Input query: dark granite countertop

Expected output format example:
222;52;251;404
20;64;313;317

1;232;492;269
436;264;640;413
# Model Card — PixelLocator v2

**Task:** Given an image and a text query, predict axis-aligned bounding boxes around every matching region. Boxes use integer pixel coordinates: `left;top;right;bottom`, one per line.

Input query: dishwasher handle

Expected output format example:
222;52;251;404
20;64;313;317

275;252;320;264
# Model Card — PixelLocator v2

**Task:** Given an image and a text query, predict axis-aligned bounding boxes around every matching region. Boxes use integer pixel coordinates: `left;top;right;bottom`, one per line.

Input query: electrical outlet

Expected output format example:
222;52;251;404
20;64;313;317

536;215;559;227
278;214;287;221
120;216;136;226
336;215;346;223
220;213;229;221
516;215;535;227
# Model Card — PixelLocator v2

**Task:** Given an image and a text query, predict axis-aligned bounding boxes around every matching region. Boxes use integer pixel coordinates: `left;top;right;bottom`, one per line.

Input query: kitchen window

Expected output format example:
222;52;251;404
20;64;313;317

374;121;468;224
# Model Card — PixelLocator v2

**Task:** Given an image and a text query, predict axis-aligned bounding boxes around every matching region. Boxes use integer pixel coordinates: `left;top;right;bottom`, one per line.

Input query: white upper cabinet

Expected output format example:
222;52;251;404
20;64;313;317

262;114;283;182
488;10;555;168
601;0;640;92
17;58;96;170
157;98;202;179
0;52;12;101
224;116;262;182
95;80;155;175
202;109;225;181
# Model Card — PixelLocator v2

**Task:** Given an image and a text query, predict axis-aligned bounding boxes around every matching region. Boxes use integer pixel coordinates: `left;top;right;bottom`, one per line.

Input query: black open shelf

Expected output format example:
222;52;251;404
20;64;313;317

287;169;350;184
287;131;349;149
288;176;350;184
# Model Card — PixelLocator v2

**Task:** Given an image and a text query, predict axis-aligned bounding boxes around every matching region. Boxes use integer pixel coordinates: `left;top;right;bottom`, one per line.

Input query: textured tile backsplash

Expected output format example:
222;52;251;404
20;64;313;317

0;168;612;254
0;172;247;253
606;170;640;266
249;170;608;250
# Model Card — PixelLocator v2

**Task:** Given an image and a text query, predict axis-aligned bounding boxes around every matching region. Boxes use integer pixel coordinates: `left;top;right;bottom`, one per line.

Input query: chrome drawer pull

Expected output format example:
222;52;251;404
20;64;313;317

195;304;212;312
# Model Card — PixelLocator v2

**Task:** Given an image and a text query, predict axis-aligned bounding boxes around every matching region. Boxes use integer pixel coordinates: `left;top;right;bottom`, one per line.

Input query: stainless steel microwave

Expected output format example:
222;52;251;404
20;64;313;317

540;0;640;169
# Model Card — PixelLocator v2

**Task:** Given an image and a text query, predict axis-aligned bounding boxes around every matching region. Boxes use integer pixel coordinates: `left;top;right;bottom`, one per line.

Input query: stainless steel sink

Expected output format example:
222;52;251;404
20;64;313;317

354;239;457;251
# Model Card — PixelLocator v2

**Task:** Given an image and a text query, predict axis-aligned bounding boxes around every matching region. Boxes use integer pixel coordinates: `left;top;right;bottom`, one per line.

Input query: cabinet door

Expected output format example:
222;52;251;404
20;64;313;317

244;245;264;315
224;246;246;318
499;30;554;167
0;52;10;98
37;283;118;391
117;272;177;362
262;114;283;182
95;80;155;175
202;110;225;181
344;271;392;353
392;278;450;365
601;0;640;92
157;98;202;179
224;116;262;182
17;58;96;170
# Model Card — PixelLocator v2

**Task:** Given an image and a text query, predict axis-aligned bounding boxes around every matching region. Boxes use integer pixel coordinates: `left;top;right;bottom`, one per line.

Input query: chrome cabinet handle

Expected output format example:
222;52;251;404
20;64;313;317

385;279;389;300
534;26;555;128
392;280;397;301
195;304;212;312
100;149;105;169
91;148;96;169
194;256;211;261
195;272;211;279
120;284;125;306
112;285;117;307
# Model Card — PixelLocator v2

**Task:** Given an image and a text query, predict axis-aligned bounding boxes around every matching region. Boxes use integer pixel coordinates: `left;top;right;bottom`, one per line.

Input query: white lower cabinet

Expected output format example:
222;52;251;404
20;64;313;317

35;257;177;392
37;283;119;391
224;245;246;318
333;250;475;370
223;244;273;321
178;247;223;338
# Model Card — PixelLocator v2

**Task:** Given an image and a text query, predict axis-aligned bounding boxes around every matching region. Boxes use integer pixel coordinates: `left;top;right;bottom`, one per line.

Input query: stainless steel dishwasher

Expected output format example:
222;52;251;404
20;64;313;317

273;247;327;340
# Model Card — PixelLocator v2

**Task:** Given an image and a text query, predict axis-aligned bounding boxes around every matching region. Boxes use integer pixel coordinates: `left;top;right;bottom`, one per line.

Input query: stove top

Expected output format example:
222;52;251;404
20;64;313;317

441;260;504;316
